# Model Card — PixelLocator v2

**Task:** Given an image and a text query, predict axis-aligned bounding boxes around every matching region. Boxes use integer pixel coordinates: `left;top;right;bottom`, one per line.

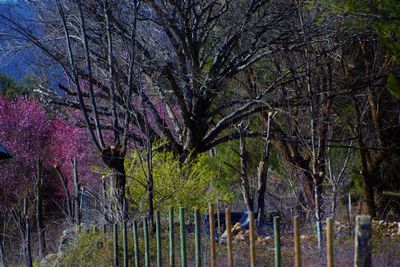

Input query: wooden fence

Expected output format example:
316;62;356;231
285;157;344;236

110;203;372;267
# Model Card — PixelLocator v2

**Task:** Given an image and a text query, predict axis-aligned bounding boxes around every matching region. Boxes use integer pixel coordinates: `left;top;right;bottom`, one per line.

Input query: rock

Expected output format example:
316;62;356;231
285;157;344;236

264;236;272;243
235;232;246;242
219;230;227;244
232;223;242;235
256;236;264;244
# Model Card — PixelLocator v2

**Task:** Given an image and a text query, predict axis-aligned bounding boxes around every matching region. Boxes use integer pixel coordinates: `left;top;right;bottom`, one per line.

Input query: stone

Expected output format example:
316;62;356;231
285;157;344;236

232;223;242;235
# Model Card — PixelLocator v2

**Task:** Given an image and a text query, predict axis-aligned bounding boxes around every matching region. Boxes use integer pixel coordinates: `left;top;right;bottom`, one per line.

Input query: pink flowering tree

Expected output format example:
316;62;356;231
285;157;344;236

0;96;100;205
49;117;100;189
0;96;52;197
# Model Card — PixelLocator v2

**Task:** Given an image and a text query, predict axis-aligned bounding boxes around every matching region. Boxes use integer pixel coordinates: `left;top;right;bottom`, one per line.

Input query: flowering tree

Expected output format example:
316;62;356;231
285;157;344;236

0;96;51;197
0;96;99;205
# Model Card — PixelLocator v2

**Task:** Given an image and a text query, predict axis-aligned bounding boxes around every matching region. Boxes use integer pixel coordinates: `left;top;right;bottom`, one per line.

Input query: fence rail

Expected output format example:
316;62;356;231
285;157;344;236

109;204;371;267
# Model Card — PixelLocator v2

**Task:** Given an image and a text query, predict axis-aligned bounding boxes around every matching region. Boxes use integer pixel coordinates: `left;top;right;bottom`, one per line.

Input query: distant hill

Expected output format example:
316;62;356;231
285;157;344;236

0;0;36;81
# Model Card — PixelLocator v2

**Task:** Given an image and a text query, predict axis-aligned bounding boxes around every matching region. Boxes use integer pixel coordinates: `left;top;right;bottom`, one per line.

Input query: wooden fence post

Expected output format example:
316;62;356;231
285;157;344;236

326;217;333;267
113;223;119;266
209;203;216;267
123;221;128;267
179;207;187;267
354;215;372;267
144;218;150;267
132;221;140;267
249;212;256;267
274;216;281;267
169;207;175;267
225;208;233;267
293;216;301;267
156;211;162;267
194;208;201;267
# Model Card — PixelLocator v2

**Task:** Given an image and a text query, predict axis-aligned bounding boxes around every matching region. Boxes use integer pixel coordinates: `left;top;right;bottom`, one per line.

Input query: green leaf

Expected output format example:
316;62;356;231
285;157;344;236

386;73;400;99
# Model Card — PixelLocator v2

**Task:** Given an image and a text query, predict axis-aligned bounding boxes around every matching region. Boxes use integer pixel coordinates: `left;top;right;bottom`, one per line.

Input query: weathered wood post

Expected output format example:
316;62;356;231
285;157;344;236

194;208;201;267
225;208;233;267
156;211;162;267
274;216;281;267
169;207;175;267
113;223;119;266
179;207;187;267
144;218;150;267
132;221;140;267
35;159;46;259
354;215;372;267
326;217;333;267
293;216;301;267
209;203;216;267
249;212;256;267
123;221;128;267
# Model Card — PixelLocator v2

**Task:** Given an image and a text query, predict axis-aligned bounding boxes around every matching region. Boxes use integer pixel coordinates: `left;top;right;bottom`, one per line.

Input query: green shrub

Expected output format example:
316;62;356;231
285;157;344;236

125;145;234;213
58;230;113;267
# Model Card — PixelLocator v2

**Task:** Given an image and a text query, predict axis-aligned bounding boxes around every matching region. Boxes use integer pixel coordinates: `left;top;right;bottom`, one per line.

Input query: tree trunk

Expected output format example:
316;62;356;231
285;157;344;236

256;112;272;225
24;216;32;267
72;158;81;225
35;160;46;259
147;173;155;232
313;172;324;223
239;132;254;213
102;146;127;221
362;174;377;217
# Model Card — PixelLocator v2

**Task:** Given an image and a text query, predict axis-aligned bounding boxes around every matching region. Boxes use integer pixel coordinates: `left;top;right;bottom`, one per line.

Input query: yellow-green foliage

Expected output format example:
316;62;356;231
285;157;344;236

58;230;113;267
125;147;234;213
